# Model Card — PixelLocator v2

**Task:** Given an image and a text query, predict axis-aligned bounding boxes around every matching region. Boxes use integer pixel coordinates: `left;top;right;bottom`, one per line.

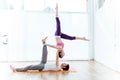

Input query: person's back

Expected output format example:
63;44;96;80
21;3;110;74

43;63;60;71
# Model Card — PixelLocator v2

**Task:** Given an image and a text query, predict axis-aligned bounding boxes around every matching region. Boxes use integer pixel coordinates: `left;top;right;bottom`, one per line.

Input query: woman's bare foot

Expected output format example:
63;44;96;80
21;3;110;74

55;3;58;9
10;65;16;72
42;36;48;44
76;37;90;41
82;37;90;41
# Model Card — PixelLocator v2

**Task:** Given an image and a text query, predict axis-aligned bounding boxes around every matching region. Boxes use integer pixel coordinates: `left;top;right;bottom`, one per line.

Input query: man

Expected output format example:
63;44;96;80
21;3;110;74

10;37;69;72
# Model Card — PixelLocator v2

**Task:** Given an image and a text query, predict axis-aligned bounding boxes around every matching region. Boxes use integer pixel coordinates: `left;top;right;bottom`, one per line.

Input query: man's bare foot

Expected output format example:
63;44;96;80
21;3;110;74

10;65;16;72
42;36;48;44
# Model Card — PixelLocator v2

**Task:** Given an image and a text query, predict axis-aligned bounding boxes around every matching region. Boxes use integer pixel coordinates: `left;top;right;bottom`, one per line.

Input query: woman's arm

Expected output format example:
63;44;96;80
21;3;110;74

45;43;60;50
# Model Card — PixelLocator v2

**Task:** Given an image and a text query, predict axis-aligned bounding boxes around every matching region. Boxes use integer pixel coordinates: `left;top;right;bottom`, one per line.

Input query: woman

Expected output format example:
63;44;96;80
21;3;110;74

45;3;89;58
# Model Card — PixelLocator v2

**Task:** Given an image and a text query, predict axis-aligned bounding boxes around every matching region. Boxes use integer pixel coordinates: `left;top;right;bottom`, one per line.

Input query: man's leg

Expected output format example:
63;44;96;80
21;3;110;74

15;64;44;72
15;44;48;72
10;44;48;72
40;45;48;64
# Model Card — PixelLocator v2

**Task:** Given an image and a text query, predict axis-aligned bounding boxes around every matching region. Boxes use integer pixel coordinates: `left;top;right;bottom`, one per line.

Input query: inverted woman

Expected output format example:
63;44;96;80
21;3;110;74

45;3;89;58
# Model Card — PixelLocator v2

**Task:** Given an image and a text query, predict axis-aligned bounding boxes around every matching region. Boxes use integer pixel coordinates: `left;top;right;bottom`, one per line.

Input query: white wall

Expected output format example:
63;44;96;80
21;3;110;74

23;12;89;61
0;10;25;61
95;0;120;72
0;10;89;61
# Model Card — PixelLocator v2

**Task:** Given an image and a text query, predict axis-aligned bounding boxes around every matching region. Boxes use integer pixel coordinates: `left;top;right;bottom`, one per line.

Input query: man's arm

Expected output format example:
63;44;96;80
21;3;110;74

56;51;59;66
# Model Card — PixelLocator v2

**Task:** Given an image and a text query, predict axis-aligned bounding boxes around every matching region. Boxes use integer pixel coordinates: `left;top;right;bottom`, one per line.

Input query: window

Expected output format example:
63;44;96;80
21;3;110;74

7;0;23;10
24;0;45;11
0;0;88;12
24;0;88;12
0;0;8;9
57;0;87;12
98;0;105;9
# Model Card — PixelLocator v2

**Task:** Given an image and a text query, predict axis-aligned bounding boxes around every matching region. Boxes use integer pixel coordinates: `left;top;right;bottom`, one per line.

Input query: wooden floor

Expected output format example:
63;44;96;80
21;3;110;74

1;61;120;80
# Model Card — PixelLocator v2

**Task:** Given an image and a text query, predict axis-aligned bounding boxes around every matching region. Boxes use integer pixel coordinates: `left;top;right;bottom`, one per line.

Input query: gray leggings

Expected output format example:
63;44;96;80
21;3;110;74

16;45;48;72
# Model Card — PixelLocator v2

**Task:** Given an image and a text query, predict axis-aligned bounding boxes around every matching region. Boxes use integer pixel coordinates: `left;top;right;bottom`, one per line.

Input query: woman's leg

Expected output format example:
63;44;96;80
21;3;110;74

61;33;89;41
61;33;76;40
55;17;61;36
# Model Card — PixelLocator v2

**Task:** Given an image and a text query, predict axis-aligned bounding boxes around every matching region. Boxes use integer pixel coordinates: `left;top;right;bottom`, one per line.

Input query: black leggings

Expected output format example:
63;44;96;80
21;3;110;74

55;17;76;40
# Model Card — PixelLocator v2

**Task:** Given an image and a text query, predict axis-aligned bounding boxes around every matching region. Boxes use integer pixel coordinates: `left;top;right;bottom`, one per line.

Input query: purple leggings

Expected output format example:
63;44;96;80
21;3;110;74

55;17;75;40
